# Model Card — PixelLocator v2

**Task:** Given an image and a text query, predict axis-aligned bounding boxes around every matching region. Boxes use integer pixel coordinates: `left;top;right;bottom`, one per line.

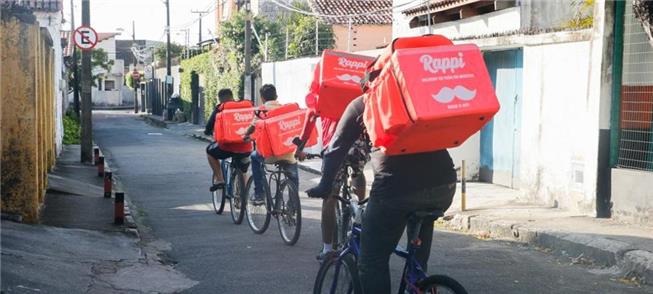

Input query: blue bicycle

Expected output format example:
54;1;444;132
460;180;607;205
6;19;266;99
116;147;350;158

312;196;467;294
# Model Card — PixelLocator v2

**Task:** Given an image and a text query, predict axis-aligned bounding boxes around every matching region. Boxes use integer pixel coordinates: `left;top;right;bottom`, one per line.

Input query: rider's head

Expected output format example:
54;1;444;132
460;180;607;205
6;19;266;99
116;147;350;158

217;88;234;103
259;84;277;102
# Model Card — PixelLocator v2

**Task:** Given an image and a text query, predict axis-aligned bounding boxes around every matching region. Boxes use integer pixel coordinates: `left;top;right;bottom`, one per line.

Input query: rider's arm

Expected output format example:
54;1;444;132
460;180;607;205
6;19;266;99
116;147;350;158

204;106;219;136
311;97;365;195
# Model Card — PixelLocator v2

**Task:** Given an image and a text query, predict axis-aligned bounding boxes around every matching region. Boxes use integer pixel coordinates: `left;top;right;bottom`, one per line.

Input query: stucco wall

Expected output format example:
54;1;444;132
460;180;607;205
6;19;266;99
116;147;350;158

519;40;599;213
612;168;653;225
333;24;392;51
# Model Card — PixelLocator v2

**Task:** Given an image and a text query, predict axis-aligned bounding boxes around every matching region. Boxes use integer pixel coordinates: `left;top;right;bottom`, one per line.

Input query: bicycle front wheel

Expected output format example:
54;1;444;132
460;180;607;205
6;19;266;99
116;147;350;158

229;170;246;224
212;173;226;215
313;254;361;294
416;275;468;294
276;180;302;245
246;176;271;234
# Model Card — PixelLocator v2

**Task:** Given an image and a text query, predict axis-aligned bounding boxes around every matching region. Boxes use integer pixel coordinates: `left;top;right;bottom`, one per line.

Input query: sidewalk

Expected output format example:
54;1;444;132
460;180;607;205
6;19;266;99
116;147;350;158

1;145;197;293
146;112;653;284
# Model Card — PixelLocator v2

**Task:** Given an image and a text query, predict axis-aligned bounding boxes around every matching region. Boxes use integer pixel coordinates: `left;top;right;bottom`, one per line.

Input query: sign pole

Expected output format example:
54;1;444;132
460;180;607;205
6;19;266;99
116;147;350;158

80;0;93;163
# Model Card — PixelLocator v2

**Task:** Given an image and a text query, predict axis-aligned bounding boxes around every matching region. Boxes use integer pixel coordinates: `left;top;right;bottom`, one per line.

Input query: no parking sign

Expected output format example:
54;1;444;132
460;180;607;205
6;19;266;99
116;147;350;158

73;26;98;51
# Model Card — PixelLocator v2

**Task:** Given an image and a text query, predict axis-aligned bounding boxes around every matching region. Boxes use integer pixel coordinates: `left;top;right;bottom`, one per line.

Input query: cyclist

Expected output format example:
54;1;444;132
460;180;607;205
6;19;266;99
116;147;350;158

306;96;456;294
243;84;299;204
204;88;253;192
296;64;370;260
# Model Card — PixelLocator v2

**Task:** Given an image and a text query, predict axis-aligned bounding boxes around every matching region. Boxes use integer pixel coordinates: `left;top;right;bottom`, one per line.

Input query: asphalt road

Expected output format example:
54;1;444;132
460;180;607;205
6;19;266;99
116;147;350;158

93;111;650;294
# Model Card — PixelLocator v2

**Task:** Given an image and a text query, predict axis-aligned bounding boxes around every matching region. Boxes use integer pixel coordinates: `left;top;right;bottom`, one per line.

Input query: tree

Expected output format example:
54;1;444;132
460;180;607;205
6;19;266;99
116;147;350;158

564;0;595;29
284;1;335;59
67;48;114;89
154;43;184;65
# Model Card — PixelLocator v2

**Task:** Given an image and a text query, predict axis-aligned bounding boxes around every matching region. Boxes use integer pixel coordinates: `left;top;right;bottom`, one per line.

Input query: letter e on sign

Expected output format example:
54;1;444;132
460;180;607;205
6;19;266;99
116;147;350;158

73;26;98;51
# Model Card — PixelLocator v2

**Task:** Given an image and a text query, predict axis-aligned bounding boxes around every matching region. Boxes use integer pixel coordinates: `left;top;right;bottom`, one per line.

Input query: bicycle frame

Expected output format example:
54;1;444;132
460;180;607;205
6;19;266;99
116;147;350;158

263;163;291;215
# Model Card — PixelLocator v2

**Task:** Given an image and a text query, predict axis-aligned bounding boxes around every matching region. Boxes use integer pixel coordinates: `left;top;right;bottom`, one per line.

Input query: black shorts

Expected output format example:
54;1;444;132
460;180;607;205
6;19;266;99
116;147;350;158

206;142;251;172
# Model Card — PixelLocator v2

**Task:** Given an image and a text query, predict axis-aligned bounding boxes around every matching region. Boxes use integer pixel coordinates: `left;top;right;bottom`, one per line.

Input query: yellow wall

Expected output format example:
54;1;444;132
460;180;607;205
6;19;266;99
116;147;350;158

1;12;56;223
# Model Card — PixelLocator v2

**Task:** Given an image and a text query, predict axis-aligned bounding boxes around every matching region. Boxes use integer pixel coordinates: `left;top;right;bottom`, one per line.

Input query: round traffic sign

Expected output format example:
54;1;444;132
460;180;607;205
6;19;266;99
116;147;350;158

73;26;98;51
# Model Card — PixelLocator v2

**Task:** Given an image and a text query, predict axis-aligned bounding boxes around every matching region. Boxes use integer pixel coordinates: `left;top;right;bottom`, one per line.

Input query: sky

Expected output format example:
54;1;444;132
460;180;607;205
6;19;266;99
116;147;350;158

63;0;218;46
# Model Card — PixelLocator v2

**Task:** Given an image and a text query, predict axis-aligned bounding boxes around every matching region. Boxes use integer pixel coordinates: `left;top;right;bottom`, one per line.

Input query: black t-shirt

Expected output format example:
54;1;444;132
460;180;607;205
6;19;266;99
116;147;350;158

319;97;456;194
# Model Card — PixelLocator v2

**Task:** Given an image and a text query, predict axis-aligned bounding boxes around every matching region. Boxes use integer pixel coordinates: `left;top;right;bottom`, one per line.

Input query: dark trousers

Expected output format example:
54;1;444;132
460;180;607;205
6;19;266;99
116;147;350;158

358;183;456;294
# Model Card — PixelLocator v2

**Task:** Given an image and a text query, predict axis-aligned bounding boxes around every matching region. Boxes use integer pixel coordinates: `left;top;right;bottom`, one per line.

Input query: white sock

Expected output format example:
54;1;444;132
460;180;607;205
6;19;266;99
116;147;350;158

322;243;333;253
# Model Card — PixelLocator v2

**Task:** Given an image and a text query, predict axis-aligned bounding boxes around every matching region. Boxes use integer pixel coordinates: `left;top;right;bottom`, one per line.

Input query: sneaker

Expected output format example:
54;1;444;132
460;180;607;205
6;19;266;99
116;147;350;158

210;182;225;192
316;250;337;262
252;193;265;205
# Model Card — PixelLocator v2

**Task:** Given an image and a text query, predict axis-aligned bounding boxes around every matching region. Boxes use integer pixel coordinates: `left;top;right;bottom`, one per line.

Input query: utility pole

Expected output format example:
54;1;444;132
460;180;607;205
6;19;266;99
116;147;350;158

132;20;139;114
347;17;352;52
165;0;172;119
244;0;252;101
70;0;80;118
315;19;319;56
285;27;289;59
191;10;208;46
80;0;92;163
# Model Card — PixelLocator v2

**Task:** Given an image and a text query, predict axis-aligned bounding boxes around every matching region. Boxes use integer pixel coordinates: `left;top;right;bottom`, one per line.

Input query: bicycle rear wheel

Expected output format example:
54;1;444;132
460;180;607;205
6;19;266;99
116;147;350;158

211;173;226;215
313;254;361;294
333;200;352;250
246;176;271;234
276;180;302;245
229;169;246;224
416;275;468;294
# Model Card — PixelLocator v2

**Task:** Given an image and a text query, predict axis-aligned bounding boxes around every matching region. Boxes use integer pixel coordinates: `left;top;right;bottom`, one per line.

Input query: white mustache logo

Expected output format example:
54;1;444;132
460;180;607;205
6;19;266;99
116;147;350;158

432;86;477;104
336;74;362;83
235;127;248;135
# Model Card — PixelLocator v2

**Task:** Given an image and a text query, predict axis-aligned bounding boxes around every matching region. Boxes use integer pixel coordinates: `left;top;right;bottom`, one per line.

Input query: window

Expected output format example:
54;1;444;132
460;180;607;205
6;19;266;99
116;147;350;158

105;80;116;91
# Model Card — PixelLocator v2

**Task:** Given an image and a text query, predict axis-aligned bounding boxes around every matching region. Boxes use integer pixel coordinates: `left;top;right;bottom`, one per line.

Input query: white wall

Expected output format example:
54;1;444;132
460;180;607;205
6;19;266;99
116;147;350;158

35;11;64;155
519;40;599;213
612;168;653;225
392;0;521;39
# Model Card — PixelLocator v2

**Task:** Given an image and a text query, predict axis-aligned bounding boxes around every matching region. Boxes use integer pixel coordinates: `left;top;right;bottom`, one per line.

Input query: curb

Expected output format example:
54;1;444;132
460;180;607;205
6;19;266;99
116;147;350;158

298;163;322;175
141;114;168;128
97;147;140;238
445;214;652;284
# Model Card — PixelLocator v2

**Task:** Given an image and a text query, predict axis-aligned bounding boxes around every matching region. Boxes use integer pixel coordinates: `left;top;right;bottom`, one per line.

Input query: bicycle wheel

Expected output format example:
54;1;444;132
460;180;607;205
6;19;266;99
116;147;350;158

211;173;226;215
276;180;302;245
246;176;271;234
415;275;468;294
229;169;246;224
334;200;352;250
313;254;361;294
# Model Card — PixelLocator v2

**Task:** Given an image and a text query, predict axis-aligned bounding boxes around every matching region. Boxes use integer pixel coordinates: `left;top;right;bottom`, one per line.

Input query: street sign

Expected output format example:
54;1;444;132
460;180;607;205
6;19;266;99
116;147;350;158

73;26;98;51
144;67;153;79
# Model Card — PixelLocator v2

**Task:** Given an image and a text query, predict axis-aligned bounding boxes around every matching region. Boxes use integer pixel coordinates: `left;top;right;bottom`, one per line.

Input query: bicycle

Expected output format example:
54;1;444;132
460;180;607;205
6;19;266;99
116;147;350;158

211;170;226;215
245;159;302;245
313;196;468;294
214;157;248;224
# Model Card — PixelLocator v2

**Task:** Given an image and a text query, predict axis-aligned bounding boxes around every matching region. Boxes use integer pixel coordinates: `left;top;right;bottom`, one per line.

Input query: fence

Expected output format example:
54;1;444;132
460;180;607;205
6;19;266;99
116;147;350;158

144;78;168;116
617;1;653;171
1;8;57;223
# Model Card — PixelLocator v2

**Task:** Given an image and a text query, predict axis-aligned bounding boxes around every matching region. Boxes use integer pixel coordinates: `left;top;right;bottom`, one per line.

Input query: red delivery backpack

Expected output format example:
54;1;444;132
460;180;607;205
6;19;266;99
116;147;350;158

253;103;318;158
363;35;500;155
314;50;376;120
214;100;255;144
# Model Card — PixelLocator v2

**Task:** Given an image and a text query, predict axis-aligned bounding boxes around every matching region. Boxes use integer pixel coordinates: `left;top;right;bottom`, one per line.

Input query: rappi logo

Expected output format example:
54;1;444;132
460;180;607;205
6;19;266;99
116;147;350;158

420;52;466;74
279;118;301;131
338;57;368;70
233;112;253;122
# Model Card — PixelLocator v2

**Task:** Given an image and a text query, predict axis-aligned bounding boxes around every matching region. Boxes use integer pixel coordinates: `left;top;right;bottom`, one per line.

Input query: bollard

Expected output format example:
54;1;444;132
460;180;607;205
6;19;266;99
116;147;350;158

461;160;467;211
97;156;105;177
93;147;100;165
104;171;112;198
114;192;125;225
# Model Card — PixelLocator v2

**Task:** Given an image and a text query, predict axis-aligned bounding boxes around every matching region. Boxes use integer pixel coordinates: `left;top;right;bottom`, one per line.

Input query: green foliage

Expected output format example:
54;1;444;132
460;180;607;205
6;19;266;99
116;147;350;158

284;2;335;58
67;48;114;88
564;0;595;29
63;111;80;145
154;43;184;64
124;71;144;89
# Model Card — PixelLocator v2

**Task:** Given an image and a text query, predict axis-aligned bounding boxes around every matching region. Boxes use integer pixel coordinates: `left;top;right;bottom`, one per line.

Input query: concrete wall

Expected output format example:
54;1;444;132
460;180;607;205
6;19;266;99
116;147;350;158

519;0;581;30
155;65;181;95
519;39;598;213
612;169;653;225
1;11;57;223
92;59;127;106
35;11;64;155
333;24;392;51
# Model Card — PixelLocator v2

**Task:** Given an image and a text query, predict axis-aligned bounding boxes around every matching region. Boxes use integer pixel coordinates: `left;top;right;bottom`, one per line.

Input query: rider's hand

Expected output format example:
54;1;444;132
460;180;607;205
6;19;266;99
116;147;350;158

306;185;330;199
296;151;307;162
243;135;252;142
